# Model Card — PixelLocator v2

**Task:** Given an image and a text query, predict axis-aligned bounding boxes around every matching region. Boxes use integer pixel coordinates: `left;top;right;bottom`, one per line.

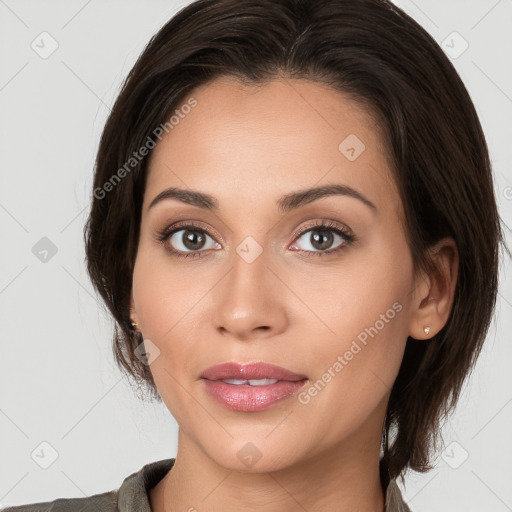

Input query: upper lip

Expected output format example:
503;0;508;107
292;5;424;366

200;362;307;381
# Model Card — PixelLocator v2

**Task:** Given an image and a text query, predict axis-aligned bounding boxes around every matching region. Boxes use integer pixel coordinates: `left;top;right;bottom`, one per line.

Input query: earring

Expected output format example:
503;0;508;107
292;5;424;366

424;326;431;335
131;320;138;331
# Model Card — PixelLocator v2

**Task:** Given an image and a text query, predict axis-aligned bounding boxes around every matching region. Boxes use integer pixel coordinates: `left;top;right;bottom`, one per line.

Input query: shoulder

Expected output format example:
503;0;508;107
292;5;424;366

1;458;176;512
0;490;118;512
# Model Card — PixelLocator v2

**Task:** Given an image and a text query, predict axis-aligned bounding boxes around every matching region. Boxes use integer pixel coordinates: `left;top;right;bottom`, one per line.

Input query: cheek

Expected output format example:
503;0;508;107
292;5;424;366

131;246;214;395
131;245;211;339
297;296;408;441
131;253;200;418
308;297;407;397
299;249;411;346
300;245;412;400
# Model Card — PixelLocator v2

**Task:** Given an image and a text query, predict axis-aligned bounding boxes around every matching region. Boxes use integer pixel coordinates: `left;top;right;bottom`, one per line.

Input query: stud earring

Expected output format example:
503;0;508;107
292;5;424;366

131;320;138;330
424;326;431;335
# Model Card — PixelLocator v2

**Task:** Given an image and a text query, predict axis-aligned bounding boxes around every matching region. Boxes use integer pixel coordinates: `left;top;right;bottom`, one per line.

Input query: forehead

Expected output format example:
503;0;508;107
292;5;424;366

144;76;401;220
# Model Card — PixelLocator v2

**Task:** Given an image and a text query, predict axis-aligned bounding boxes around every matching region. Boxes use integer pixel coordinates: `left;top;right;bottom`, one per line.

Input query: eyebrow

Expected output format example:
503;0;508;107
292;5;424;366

148;184;377;213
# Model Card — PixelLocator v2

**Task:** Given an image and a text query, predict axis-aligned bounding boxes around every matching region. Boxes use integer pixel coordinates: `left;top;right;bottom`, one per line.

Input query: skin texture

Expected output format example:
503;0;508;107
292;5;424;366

130;76;458;512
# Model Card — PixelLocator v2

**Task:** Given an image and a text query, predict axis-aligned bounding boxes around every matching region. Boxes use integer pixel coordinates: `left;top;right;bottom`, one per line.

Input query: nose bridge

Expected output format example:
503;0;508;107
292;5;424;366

230;239;268;296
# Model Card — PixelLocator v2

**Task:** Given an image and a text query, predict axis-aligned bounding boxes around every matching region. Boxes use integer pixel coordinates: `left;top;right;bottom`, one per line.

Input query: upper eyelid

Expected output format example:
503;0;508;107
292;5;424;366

165;220;223;241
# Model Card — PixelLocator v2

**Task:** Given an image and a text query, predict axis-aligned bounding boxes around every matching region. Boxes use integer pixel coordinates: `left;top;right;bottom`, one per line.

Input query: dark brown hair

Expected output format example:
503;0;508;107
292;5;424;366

84;0;508;479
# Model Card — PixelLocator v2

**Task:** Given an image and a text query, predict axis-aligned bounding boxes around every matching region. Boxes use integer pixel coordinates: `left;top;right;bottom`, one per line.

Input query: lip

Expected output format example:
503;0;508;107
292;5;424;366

200;362;307;381
200;362;308;412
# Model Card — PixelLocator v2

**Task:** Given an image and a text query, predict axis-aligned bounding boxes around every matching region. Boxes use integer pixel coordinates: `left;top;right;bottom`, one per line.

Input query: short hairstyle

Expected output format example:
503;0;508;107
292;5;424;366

84;0;507;479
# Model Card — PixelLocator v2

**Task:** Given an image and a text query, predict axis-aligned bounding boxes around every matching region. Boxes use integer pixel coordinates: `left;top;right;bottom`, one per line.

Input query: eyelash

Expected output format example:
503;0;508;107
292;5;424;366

155;219;356;260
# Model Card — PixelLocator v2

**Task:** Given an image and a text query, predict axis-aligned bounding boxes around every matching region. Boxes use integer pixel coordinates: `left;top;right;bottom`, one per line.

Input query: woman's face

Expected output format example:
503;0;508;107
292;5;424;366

131;76;420;471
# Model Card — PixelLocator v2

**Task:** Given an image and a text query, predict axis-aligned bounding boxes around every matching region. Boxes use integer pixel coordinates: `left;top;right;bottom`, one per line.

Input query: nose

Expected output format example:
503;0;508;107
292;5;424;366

211;245;289;341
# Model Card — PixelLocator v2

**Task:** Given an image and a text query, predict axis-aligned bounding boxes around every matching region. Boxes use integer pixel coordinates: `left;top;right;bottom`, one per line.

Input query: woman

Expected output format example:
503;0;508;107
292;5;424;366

2;0;506;510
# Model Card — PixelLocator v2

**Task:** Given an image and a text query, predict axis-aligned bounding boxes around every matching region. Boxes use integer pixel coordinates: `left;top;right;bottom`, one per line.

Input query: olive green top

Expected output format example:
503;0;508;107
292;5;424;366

1;458;412;511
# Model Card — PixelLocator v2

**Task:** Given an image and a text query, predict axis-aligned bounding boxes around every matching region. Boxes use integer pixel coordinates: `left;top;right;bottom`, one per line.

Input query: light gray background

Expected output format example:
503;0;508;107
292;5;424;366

0;1;511;510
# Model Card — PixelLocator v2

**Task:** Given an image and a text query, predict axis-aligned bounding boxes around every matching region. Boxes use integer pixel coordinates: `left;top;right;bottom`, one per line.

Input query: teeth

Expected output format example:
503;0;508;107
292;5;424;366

248;379;278;385
221;378;279;386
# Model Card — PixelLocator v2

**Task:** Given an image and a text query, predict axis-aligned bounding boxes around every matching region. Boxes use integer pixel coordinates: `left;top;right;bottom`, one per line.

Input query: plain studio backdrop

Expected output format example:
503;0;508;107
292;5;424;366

0;1;511;511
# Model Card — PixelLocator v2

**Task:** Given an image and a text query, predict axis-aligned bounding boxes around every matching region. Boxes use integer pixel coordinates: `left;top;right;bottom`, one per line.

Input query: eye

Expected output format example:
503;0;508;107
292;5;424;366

289;220;355;256
155;219;355;260
156;222;221;259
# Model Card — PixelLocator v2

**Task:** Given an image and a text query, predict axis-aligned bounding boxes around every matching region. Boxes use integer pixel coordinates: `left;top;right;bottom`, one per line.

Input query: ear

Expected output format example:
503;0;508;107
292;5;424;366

408;237;459;340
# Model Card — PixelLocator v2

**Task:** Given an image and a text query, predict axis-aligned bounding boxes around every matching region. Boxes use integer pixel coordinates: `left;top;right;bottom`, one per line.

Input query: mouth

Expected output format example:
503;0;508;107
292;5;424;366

200;362;308;412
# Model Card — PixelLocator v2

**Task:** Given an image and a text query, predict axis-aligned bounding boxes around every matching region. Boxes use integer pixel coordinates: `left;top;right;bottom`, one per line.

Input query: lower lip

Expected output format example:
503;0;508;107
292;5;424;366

201;379;308;412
